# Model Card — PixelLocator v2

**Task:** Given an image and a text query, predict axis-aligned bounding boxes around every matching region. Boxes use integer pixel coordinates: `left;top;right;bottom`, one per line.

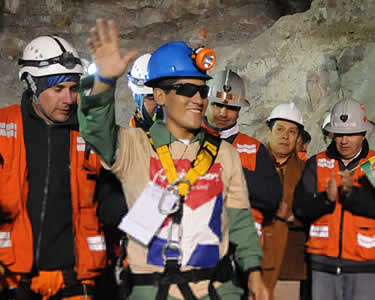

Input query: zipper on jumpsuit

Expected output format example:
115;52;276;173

337;162;349;275
34;126;51;268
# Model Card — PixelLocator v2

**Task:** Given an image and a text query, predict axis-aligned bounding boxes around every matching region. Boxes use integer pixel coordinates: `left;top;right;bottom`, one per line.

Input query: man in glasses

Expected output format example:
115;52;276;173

78;19;268;300
203;69;282;246
0;36;106;299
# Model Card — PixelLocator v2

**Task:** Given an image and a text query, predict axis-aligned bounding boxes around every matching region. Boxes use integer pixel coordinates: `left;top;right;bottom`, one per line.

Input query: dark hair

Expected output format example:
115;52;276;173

153;78;180;94
267;118;304;136
301;130;312;144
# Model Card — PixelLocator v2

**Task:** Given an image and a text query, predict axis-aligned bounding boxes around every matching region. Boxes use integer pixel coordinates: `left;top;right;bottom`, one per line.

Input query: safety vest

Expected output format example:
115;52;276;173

307;150;375;261
232;133;263;236
0;105;105;279
298;151;308;162
129;116;136;128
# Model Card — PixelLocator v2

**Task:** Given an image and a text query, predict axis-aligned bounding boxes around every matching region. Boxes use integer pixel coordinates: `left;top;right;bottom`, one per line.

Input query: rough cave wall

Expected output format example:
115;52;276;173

1;0;375;156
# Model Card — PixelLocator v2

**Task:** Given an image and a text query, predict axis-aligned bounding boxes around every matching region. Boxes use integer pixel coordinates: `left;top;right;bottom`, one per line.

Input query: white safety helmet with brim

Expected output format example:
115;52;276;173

207;68;249;108
325;97;373;134
266;102;304;127
18;35;83;79
128;53;153;95
321;113;331;130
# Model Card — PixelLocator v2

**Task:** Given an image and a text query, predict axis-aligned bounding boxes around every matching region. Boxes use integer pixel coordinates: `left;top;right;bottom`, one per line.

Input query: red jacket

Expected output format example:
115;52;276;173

307;150;375;261
0;105;105;279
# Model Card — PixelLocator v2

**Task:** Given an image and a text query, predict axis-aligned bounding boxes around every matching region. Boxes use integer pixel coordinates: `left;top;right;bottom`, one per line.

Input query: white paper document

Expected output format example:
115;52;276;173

118;182;179;246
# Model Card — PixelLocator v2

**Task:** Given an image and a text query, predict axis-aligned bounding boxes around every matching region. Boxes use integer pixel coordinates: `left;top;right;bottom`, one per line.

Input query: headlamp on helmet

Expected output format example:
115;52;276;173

127;73;145;87
208;68;248;108
191;47;216;71
86;62;97;75
18;35;83;78
18;51;81;70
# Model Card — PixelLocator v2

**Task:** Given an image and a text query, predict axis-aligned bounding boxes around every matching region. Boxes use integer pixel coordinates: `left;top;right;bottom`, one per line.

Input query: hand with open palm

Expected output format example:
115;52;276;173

88;19;137;82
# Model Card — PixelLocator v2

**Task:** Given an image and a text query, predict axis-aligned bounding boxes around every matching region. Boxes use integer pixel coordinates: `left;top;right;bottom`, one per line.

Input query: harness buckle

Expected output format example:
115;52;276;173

159;184;180;215
159;177;192;215
162;222;183;265
171;177;192;189
162;240;182;265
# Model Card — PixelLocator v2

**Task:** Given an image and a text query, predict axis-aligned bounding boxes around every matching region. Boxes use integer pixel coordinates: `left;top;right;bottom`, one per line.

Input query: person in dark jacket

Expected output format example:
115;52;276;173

293;97;375;300
261;102;306;300
0;35;105;299
203;68;282;242
94;168;127;300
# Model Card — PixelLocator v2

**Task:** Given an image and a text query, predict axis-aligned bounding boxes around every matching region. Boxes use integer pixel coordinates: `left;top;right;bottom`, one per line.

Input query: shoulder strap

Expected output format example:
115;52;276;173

147;131;221;197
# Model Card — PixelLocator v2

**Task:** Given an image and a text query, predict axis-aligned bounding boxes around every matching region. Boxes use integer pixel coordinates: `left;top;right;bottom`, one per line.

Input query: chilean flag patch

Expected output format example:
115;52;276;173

147;158;224;268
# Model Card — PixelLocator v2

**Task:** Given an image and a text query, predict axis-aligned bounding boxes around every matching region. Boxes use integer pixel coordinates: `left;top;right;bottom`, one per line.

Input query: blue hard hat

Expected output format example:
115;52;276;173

145;41;211;87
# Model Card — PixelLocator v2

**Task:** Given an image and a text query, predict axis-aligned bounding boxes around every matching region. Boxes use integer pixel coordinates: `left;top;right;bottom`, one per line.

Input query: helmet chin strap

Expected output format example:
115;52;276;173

24;74;56;124
32;96;56;124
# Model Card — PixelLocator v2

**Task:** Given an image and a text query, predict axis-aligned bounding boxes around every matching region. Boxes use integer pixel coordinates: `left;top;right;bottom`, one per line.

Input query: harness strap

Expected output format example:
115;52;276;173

61;283;95;298
61;269;95;298
142;131;224;300
131;266;215;286
147;131;221;197
128;243;238;300
9;270;94;299
311;260;375;274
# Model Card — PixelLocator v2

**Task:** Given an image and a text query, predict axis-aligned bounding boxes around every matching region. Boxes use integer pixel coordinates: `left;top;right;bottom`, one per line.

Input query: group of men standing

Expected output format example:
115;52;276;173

0;17;374;300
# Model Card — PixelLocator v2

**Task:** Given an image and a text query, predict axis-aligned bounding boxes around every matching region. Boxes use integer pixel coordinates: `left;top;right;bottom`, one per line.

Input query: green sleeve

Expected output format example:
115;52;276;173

227;207;263;271
78;75;118;166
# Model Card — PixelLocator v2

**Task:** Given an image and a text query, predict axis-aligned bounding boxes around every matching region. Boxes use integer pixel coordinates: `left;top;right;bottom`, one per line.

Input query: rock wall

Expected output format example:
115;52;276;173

2;0;375;155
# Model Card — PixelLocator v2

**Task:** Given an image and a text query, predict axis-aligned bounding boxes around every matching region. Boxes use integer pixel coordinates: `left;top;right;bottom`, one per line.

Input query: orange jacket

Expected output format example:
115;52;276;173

307;150;375;261
0;105;105;279
129;116;136;128
232;133;263;235
298;151;308;162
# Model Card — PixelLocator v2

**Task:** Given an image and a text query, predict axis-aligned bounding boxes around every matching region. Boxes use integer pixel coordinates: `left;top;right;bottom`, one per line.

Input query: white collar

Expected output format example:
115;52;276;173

219;123;239;139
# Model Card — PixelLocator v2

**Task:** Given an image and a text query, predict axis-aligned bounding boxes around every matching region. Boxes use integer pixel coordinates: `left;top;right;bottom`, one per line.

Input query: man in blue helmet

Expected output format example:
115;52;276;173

78;19;268;300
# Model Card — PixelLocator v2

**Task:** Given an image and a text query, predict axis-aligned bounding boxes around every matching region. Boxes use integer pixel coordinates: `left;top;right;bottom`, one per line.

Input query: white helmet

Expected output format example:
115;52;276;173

207;68;249;108
321;113;331;130
325;97;373;134
128;53;153;94
267;102;304;127
18;35;83;79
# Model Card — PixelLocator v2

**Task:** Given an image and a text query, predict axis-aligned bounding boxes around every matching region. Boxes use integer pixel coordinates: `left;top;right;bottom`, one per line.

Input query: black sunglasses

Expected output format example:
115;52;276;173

158;83;210;99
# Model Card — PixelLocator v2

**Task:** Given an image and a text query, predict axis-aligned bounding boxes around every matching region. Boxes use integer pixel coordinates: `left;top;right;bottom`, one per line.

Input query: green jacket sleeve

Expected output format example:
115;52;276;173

227;207;263;271
78;75;118;165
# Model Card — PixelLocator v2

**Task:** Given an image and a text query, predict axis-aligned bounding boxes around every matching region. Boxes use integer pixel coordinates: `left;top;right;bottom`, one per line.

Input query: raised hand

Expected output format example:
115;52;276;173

339;169;354;197
326;172;338;202
88;19;137;80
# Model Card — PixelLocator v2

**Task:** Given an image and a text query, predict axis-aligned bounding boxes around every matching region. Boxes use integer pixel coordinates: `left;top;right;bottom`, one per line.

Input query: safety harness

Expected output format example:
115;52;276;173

7;270;95;300
123;132;241;300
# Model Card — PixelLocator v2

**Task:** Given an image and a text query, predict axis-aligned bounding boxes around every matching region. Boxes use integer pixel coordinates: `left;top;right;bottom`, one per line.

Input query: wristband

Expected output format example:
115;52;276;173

96;74;117;85
274;215;288;223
